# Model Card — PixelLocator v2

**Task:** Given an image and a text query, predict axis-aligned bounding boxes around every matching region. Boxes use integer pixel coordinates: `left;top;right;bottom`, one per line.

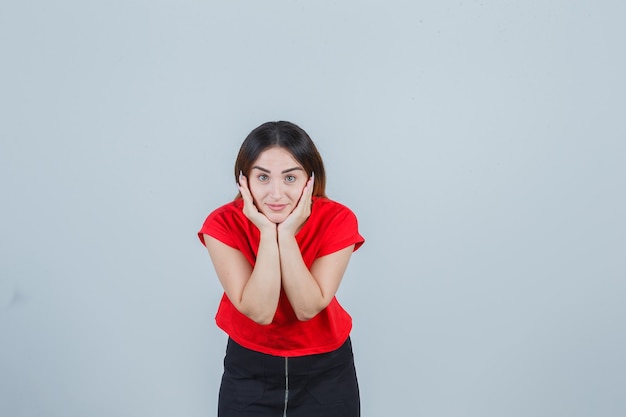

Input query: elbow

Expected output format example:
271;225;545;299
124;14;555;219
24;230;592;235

236;302;276;326
295;300;330;321
245;310;275;326
253;316;274;326
295;308;321;322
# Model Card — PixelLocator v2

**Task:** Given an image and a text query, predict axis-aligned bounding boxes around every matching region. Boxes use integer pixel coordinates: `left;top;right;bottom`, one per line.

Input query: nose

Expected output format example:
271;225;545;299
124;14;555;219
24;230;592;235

269;181;282;199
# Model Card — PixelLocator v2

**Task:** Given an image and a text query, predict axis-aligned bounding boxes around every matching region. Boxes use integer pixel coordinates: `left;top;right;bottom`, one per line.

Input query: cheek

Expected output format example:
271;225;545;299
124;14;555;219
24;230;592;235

288;185;306;200
248;185;264;203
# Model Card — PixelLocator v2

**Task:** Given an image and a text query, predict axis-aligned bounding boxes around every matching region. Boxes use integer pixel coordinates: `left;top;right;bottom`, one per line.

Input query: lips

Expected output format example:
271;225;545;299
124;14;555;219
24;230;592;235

266;203;288;211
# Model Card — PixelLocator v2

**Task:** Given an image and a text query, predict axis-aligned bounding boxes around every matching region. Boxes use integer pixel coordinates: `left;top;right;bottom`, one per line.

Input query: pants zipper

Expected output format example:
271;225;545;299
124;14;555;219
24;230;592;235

283;357;289;417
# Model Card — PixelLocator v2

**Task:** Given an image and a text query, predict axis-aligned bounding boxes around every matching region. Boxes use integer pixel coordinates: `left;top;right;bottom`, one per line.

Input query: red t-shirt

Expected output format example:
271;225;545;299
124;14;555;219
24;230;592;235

198;197;364;357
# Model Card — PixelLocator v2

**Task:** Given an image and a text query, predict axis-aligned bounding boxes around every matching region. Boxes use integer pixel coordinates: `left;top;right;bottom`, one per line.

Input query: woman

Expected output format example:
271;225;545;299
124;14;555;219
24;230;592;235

198;121;364;417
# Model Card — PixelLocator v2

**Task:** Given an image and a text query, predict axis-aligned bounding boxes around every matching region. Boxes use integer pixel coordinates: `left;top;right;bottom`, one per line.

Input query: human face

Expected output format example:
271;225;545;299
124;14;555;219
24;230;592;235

248;147;308;224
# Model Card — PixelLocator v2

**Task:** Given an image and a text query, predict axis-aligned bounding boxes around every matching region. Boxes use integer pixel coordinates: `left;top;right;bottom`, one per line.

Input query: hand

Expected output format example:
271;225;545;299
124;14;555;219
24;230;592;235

238;172;276;233
278;173;314;237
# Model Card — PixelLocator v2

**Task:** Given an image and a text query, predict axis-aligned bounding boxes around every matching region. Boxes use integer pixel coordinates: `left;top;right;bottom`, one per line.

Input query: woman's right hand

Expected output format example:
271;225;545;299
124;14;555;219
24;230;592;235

238;172;276;232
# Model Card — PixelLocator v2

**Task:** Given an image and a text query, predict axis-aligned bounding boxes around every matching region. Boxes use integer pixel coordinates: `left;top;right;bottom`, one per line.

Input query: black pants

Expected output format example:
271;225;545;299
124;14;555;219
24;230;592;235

218;337;360;417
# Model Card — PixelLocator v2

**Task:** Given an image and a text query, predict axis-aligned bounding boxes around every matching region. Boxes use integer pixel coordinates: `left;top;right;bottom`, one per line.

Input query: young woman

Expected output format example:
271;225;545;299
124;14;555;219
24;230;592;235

198;121;364;417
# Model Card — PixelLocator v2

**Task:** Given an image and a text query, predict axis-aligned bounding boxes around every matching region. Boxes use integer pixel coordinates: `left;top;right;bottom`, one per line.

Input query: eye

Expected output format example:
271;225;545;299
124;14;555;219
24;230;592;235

257;174;269;182
285;175;297;183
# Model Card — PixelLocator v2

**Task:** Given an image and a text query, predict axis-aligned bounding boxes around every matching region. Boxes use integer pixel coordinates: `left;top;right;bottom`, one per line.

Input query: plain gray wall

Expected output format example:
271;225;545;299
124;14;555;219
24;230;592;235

1;1;625;416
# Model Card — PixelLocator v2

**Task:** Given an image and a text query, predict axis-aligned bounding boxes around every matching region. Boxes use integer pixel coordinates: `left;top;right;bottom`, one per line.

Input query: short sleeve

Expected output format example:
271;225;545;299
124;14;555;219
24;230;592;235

197;204;240;249
317;204;364;258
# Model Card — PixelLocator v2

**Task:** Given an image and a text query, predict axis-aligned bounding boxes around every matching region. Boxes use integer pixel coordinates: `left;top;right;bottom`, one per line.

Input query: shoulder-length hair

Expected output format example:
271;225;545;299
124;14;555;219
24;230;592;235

234;121;327;198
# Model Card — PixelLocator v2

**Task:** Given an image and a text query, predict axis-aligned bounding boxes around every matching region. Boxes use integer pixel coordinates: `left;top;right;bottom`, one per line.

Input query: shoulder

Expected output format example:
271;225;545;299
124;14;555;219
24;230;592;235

311;197;359;222
309;197;361;234
198;199;247;246
206;199;244;222
311;197;356;215
307;197;364;254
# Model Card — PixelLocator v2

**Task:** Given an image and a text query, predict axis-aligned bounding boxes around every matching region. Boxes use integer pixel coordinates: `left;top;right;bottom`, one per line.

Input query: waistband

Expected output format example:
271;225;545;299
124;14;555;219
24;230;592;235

224;336;354;377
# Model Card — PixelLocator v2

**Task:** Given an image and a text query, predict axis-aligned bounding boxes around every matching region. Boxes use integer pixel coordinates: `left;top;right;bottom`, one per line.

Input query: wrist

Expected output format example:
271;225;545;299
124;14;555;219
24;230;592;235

277;229;298;244
259;225;278;239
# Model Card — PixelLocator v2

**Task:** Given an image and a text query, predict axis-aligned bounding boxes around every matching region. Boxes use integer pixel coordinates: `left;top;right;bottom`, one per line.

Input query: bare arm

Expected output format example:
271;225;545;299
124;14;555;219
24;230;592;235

278;237;355;321
202;174;282;325
277;174;355;321
204;229;280;325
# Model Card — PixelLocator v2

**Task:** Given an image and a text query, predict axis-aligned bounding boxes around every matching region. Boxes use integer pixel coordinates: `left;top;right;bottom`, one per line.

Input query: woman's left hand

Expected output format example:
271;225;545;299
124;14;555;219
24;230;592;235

278;174;314;236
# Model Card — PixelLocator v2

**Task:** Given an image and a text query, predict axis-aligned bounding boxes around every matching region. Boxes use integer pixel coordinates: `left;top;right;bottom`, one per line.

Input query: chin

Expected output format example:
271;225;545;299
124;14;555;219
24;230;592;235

267;214;288;224
259;210;284;224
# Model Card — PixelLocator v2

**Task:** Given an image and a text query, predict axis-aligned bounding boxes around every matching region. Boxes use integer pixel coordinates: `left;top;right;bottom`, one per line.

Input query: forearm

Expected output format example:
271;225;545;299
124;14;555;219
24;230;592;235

240;229;281;325
278;234;326;321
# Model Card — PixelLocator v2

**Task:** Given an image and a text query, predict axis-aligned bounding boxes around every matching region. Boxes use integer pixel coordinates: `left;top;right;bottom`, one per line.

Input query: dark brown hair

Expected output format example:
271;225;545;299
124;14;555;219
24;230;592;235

234;121;327;198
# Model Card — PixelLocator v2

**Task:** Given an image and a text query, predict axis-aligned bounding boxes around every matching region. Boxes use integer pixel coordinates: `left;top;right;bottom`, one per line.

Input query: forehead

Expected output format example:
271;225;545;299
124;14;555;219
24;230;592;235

252;147;302;169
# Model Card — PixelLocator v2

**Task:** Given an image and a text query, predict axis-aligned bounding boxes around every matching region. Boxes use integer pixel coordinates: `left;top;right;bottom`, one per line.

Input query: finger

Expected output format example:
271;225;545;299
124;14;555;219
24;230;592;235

238;173;252;199
238;176;257;214
238;171;247;190
296;181;311;208
308;173;314;197
304;174;314;204
295;176;314;214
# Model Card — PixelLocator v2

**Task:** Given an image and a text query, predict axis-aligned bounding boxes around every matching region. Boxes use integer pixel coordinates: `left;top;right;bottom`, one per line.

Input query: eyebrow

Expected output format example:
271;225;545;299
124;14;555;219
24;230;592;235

251;166;304;174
